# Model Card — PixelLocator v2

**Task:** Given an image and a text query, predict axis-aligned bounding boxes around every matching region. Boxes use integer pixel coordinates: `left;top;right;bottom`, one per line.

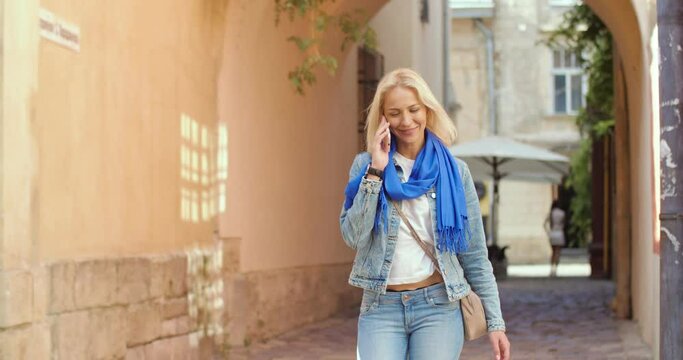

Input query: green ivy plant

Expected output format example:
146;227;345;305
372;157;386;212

544;4;614;247
274;0;378;95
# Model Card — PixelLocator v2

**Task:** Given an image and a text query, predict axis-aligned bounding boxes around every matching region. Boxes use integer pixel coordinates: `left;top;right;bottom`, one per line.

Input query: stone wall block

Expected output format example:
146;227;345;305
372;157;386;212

150;256;187;299
146;335;195;359
0;270;33;328
149;257;167;298
88;307;127;359
126;335;199;360
127;331;197;360
161;315;193;338
237;264;356;344
32;266;49;322
52;310;90;360
161;318;177;338
0;322;50;360
125;346;146;360
52;307;127;359
175;315;193;335
162;297;188;319
126;301;162;346
165;256;187;298
221;237;241;274
48;262;76;314
73;259;117;309
117;257;152;304
223;273;250;347
198;335;215;360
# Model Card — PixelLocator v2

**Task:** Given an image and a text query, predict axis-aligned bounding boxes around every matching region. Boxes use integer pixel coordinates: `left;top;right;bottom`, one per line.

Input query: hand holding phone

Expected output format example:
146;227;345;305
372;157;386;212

371;116;391;171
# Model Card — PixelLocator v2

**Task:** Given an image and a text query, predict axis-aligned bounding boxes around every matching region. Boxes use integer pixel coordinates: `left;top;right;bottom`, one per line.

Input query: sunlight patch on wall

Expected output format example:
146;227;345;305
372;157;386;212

217;123;229;214
180;114;228;223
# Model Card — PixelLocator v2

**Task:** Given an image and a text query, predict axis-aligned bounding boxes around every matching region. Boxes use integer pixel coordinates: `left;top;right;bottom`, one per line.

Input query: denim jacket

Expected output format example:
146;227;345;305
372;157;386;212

339;152;506;332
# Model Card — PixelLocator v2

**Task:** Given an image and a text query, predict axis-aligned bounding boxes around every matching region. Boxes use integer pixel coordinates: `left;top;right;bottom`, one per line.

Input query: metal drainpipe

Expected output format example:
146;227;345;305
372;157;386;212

475;18;498;245
657;1;683;358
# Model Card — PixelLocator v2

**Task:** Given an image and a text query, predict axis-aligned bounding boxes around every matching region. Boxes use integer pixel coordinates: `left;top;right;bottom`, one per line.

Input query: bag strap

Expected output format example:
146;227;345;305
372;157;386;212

390;200;440;272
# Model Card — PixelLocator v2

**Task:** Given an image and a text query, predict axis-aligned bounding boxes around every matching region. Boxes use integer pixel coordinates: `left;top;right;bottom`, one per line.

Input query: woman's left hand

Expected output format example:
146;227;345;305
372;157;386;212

488;331;510;360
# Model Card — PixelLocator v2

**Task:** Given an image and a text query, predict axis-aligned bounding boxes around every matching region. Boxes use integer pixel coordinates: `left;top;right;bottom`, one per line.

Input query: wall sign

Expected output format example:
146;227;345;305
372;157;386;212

39;8;80;52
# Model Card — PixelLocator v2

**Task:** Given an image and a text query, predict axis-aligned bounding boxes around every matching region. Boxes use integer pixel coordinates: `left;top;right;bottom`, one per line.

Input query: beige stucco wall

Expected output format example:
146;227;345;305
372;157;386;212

26;0;228;262
217;0;386;273
2;0;41;269
0;0;392;276
415;0;445;104
370;1;415;74
450;19;488;142
2;0;391;268
370;0;445;103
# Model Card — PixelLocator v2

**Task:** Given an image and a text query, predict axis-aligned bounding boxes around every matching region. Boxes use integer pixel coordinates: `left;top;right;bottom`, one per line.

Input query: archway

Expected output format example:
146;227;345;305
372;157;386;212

585;0;659;350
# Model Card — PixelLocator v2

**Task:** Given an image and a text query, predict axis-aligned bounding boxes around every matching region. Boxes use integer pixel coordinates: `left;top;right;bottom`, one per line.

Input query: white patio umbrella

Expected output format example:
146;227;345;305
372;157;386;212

449;135;570;245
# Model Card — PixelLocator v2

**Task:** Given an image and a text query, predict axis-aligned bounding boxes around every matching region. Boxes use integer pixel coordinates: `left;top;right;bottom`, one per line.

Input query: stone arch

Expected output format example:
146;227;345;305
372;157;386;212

585;0;658;349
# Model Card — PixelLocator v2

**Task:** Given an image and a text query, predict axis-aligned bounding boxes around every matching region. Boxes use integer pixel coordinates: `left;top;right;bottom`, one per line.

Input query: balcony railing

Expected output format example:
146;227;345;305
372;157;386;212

449;0;494;18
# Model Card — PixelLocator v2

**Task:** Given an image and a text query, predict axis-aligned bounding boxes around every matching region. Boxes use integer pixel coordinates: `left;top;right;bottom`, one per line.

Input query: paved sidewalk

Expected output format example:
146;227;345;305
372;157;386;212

459;278;653;360
222;278;653;360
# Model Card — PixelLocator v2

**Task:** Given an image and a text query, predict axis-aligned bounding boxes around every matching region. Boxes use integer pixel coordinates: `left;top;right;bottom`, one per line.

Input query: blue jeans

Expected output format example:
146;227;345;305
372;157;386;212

357;282;465;359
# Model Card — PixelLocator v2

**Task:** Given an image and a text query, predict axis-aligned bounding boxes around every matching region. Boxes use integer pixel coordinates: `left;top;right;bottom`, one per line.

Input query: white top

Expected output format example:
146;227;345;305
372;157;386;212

387;152;437;285
548;208;566;246
550;208;565;231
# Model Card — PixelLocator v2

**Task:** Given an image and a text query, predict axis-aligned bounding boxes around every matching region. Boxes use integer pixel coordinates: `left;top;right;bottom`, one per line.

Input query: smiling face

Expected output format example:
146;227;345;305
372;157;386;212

382;86;428;154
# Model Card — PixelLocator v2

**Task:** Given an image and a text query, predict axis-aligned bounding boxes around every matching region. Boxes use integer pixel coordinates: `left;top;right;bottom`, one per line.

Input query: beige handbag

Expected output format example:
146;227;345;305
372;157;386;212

391;200;488;341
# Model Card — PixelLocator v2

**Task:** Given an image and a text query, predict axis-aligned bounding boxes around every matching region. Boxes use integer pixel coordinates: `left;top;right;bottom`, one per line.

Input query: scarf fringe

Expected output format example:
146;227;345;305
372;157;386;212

436;217;471;254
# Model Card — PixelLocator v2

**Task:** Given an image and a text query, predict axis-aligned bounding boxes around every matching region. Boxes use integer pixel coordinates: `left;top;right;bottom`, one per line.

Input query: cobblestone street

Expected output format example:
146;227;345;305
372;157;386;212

223;277;653;360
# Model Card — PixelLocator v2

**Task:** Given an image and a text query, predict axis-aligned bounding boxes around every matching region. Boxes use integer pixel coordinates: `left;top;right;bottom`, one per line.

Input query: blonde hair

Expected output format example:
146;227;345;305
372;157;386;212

365;68;457;151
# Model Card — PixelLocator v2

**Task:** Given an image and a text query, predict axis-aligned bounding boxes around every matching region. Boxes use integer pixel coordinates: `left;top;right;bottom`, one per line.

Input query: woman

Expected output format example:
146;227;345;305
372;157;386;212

340;69;510;360
544;200;566;277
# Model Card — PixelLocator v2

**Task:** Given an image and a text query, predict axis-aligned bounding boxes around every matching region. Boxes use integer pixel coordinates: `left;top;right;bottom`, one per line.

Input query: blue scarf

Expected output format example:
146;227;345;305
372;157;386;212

344;130;470;254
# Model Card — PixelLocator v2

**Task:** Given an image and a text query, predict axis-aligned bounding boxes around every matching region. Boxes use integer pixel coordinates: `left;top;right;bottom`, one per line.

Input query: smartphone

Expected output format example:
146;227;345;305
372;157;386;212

382;116;391;148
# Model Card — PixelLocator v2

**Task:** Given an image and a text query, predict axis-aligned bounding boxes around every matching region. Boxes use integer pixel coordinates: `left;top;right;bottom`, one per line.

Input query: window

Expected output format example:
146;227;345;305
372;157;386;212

551;49;585;115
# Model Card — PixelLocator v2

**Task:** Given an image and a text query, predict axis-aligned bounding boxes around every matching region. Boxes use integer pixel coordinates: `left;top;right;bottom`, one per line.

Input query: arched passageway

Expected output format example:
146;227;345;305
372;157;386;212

219;0;662;356
584;0;660;352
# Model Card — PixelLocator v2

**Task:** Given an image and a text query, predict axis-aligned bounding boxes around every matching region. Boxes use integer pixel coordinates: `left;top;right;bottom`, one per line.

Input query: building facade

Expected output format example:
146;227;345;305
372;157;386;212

450;0;582;264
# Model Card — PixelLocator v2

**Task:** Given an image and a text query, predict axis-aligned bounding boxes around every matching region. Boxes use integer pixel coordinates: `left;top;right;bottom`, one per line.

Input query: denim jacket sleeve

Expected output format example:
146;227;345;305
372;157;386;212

339;153;382;250
456;161;507;332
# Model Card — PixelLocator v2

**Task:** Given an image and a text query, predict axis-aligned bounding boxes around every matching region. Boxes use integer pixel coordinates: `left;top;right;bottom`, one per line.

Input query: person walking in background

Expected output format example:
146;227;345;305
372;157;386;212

544;200;566;277
340;68;510;360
